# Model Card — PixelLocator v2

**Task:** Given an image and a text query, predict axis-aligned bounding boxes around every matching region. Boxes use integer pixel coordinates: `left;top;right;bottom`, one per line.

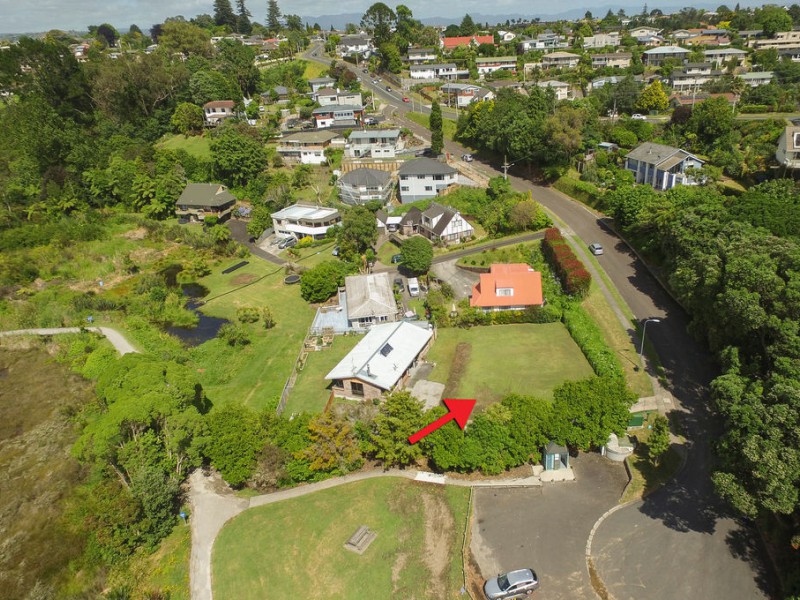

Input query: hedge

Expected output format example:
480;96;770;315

562;304;624;379
541;228;591;299
553;176;606;210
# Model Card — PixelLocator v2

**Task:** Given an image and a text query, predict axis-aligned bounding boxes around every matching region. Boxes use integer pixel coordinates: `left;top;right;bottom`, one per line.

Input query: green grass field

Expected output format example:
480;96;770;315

405;112;457;141
427;323;594;409
286;334;362;414
189;258;316;409
303;60;329;80
212;477;471;600
159;134;212;159
456;242;538;268
377;240;401;265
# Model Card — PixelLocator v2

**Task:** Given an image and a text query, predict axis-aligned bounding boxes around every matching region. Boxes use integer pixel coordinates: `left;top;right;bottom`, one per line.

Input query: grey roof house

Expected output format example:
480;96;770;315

345;272;398;330
176;183;236;223
338;168;394;205
397;158;458;203
625;142;704;190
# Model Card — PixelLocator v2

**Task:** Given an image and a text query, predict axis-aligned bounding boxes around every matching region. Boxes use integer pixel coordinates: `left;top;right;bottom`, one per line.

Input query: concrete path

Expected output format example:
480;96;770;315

0;326;138;355
188;467;545;600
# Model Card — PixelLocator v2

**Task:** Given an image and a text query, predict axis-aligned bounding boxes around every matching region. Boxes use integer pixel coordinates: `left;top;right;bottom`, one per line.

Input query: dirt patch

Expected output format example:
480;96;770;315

121;227;148;240
230;273;258;285
444;342;471;398
421;491;456;598
392;552;408;589
588;557;612;600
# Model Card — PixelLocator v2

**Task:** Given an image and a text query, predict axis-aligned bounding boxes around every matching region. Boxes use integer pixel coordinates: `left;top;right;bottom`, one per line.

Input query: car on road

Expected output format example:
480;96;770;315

462;153;473;162
391;254;402;264
278;237;297;249
385;86;392;91
372;79;379;84
483;568;540;599
589;242;604;255
362;68;368;73
394;277;405;292
402;96;410;102
631;113;646;120
416;147;434;157
364;117;378;125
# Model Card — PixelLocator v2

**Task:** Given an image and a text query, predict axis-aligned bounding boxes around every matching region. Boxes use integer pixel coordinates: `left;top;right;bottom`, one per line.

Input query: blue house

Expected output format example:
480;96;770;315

624;142;704;191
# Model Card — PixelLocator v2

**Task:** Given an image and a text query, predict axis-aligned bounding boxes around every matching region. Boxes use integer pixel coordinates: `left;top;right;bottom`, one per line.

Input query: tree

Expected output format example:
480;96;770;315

214;0;238;28
157;20;214;57
189;69;240;105
338;205;378;259
210;124;267;187
205;404;264;486
95;23;119;47
266;0;282;33
379;42;402;73
429;100;443;155
757;5;793;37
647;415;670;465
170;102;204;135
236;0;252;34
635;80;669;112
366;391;425;467
509;199;549;231
215;39;260;96
300;260;349;302
400;236;433;274
459;14;477;35
686;96;735;150
361;3;396;47
299;411;363;473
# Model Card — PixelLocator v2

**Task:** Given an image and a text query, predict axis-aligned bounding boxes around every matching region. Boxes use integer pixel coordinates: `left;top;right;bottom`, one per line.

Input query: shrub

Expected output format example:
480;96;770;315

541;228;592;299
218;323;251;346
236;306;260;323
562;305;623;378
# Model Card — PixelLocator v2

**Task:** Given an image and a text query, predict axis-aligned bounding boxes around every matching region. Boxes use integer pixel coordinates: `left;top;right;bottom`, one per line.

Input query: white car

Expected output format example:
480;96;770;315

589;243;604;255
631;113;647;120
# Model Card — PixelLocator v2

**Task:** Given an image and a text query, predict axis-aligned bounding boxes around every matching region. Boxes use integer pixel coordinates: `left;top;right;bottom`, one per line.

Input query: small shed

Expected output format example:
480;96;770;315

543;441;569;471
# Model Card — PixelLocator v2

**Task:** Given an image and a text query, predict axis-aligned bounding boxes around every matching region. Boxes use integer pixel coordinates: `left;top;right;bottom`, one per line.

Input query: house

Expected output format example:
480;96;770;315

671;29;693;42
628;26;662;40
589;74;642;90
669;91;738;108
642;46;690;66
407;47;437;64
376;209;403;232
399;207;423;235
470;263;544;311
476;56;518;77
752;30;800;51
703;47;747;68
440;83;494;107
775;125;800;169
312;104;364;129
317;89;363;107
690;30;731;46
397;158;458;203
325;321;433;401
276;130;341;165
637;35;667;47
176;183;236;223
669;63;718;93
590;52;632;69
338;168;394;205
624;142;705;190
517;32;568;53
441;35;495;52
346;129;402;158
308;76;336;93
542;51;581;70
409;63;458;80
418;202;474;244
739;71;773;87
345;273;398;330
779;48;800;62
271;204;341;240
583;32;621;49
337;35;372;57
536;80;573;101
202;100;236;126
261;85;289;103
497;30;517;43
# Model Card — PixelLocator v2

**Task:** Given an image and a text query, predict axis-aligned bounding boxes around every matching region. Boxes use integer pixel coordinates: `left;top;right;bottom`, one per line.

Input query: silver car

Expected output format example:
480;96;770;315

484;568;539;599
589;242;604;255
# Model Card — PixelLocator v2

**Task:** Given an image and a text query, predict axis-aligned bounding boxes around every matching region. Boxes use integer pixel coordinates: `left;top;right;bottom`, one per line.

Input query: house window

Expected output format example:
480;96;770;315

496;287;513;296
350;381;365;397
332;379;343;389
401;186;410;191
425;186;433;191
417;175;426;180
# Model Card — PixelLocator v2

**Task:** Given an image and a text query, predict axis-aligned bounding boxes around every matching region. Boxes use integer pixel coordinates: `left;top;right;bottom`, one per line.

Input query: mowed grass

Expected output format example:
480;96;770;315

286;334;362;414
405;111;457;141
377;240;401;265
427;323;594;409
189;258;316;409
158;133;212;159
456;242;538;268
212;477;471;600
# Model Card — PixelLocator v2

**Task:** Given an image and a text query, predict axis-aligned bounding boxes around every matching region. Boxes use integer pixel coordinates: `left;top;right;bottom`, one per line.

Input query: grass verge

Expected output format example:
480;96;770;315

620;423;683;504
455;241;538;268
405;111;457;141
212;477;471;599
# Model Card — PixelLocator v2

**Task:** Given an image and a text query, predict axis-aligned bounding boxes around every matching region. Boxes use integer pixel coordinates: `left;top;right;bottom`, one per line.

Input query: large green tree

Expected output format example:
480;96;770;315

337;205;378;260
170;102;204;135
214;0;238;28
300;260;350;302
366;391;425;467
210;123;267;187
361;2;396;46
400;236;433;274
266;0;282;33
635;79;669;112
429;100;443;155
205;403;265;487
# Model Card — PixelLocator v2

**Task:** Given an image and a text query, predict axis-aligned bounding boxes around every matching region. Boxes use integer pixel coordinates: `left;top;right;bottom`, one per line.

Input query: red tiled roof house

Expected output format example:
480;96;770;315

470;264;543;311
441;35;495;51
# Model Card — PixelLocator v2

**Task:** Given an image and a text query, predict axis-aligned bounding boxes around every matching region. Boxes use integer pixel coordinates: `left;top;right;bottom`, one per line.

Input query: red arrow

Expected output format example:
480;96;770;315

408;398;476;444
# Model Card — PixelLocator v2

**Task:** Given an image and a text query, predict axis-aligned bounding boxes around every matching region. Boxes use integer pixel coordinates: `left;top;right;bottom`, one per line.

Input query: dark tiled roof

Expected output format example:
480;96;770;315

401;207;423;226
177;183;236;208
340;168;391;187
398;157;457;176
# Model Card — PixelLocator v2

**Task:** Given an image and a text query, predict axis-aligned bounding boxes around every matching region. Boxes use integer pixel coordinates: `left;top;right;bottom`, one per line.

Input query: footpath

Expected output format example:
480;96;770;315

0;326;138;355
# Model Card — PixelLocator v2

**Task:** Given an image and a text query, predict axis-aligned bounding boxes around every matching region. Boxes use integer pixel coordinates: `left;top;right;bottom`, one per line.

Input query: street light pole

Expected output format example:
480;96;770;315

639;318;661;357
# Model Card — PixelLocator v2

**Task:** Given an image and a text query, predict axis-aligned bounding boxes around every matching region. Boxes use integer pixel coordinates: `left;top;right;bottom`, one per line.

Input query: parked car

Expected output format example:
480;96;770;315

484;569;540;599
407;277;420;297
462;153;473;162
631;113;646;120
332;246;340;256
394;277;405;292
589;242;604;255
402;97;410;102
362;68;368;73
278;237;297;249
364;117;378;125
416;147;434;157
391;254;402;264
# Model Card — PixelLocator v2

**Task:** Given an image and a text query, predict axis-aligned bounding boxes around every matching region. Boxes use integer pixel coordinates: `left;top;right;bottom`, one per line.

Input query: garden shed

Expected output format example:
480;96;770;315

543;441;569;471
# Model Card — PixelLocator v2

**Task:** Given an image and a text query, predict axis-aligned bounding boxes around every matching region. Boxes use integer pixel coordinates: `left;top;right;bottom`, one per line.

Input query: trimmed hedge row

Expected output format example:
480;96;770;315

429;302;562;328
562;304;624;379
553;176;606;210
541;228;591;298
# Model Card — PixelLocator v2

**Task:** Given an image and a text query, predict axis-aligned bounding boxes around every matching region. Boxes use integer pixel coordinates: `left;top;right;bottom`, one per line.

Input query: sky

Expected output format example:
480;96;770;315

0;0;726;35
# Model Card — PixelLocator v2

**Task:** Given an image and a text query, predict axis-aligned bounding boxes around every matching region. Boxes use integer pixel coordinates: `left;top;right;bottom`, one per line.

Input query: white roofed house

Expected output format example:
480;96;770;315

536;80;573;101
583;32;621;49
317;89;363;107
326;321;433;401
642;45;691;66
346;129;402;159
276;130;341;165
337;168;394;205
542;52;581;70
312;104;365;129
202;100;236;126
703;47;747;68
344;273;399;330
625;142;705;190
308;77;336;93
590;52;632;69
337;35;372;58
475;56;518;78
271;204;341;240
439;83;494;107
776;125;800;170
669;63;718;94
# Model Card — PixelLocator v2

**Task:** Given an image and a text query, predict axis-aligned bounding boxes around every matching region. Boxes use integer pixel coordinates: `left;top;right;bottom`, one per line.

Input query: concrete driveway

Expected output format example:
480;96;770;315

471;453;628;600
431;259;479;300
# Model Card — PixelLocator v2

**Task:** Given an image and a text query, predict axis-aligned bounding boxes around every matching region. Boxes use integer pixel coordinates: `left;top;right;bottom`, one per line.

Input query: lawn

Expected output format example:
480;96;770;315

405;111;457;141
426;323;594;409
456;242;538;269
377;240;401;265
212;477;471;600
290;240;338;268
303;59;329;80
158;133;212;160
117;522;191;599
189;258;317;410
286;334;362;414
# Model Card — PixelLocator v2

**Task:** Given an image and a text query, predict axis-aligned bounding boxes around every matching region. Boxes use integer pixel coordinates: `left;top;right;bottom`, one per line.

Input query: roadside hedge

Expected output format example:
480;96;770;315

541;228;591;299
562;304;624;379
553;176;606;210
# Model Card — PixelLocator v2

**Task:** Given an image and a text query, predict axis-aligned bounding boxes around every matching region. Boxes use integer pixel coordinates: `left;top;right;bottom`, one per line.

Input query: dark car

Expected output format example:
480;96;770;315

385;86;392;92
391;254;402;264
484;569;540;599
394;277;405;292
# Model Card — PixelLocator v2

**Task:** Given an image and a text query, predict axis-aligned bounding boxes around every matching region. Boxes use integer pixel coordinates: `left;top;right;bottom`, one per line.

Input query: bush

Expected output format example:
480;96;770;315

300;261;350;303
218;323;251;346
236;306;260;323
541;228;592;299
553;176;606;210
562;304;623;378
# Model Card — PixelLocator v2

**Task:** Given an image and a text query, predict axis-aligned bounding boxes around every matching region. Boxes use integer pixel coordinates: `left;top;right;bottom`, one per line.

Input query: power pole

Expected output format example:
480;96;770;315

502;154;510;180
